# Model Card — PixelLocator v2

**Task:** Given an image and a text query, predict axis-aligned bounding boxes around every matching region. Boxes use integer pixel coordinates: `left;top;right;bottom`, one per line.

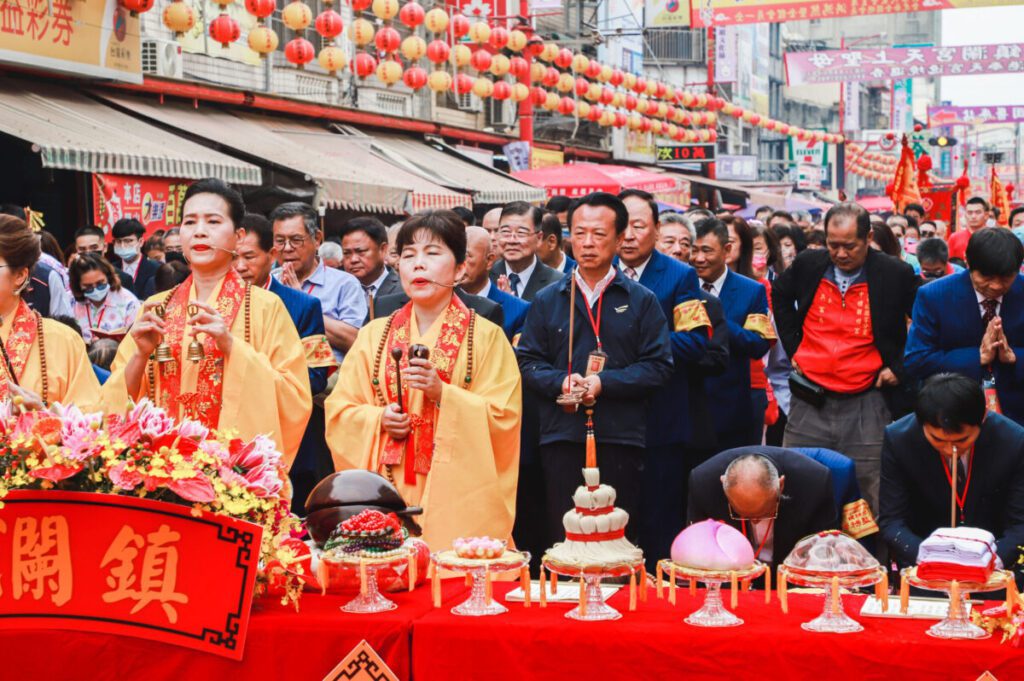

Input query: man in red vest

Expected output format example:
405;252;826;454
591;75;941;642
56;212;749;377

772;203;919;514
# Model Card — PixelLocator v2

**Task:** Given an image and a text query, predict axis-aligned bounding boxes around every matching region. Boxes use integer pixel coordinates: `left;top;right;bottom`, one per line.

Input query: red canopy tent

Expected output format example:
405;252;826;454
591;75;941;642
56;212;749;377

856;195;893;213
512;162;679;199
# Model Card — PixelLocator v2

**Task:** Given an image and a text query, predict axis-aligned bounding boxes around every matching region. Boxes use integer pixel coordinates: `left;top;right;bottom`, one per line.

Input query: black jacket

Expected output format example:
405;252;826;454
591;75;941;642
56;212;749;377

772;248;918;380
490;257;562;302
372;289;505;329
684;290;730;451
687;446;838;570
111;255;160;299
879;412;1024;569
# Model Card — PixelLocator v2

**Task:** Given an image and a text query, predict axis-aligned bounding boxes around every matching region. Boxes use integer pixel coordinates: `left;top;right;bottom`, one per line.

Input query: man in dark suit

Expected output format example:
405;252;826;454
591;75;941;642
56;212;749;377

773;202;919;513
517;192;673;544
491;201;562;301
692;217;774;450
340;217;402;322
462;226;530;341
906;228;1024;425
683;289;731;464
617;189;711;566
688;446;838;571
237;214;334;514
109;218;160;299
373;289;504;328
880;373;1024;570
538;210;576;274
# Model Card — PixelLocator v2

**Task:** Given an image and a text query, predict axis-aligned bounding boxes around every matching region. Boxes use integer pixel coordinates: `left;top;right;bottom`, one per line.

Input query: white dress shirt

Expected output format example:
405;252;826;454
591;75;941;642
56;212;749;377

700;268;729;298
506;256;538;297
976;289;1003;319
618;254;652;281
574;267;616;307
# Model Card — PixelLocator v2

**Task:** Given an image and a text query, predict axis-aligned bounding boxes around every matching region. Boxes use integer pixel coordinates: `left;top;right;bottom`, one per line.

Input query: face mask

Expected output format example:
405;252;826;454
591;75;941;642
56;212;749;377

752;253;768;269
114;245;139;262
83;284;109;303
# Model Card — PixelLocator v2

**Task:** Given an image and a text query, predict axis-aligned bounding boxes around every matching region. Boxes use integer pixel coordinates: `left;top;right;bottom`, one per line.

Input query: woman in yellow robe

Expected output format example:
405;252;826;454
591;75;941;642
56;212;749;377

103;179;311;466
0;215;100;410
326;210;522;551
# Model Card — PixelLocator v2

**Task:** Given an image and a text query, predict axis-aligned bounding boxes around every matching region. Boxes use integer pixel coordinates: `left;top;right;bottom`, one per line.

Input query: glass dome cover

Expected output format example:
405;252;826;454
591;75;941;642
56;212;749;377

783;530;880;576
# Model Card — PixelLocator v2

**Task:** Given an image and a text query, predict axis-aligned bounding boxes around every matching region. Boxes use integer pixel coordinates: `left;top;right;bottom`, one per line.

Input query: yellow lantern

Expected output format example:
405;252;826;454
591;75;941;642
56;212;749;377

704;112;717;126
543;91;560;111
349;18;375;47
556;72;574;93
577;101;591;118
490;53;510;77
598;64;613;83
468;21;491;44
427;69;452;92
570;53;589;73
741;109;754;123
248;25;278;55
281;0;312;31
318;45;348;74
162;1;196;36
510;82;530;102
371;0;399;21
530;62;546;82
611;92;625;108
599;110;614;127
539;42;559;62
720;101;734;115
695;93;708;108
401;35;426;62
664;84;676;101
507;29;527;52
424;7;448;33
656;102;668;118
627;113;642;131
645;79;657;96
666;123;678;138
450;44;471;67
622;72;637;90
376;59;403;86
472;77;494;98
635;97;650;114
586;82;602;102
650;119;663;135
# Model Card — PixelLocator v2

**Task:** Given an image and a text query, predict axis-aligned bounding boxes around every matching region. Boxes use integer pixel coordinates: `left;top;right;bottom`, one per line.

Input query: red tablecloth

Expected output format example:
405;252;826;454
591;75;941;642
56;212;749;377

413;584;1024;681
0;580;468;681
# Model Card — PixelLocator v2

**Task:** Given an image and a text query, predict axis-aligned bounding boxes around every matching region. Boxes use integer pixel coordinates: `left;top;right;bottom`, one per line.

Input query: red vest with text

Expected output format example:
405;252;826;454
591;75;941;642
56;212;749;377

794;278;882;394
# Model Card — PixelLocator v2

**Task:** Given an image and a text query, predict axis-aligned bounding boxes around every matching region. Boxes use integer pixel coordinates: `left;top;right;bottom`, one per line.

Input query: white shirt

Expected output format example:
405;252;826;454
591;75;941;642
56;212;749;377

476;279;492;298
700;268;729;298
751;519;774;562
574;266;616;307
552;251;568;273
122;255;141;279
506;255;538;297
976;289;1003;319
618;254;652;281
364;267;390;296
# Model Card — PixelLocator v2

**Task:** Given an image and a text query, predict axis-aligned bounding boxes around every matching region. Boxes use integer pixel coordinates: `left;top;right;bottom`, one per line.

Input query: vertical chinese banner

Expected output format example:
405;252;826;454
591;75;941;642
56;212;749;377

0;0;140;82
92;174;191;240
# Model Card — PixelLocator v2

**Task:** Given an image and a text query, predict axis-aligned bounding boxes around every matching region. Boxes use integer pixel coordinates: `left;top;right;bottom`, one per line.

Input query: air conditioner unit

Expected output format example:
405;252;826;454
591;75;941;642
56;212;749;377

486;98;512;128
458;91;482;113
141;39;183;79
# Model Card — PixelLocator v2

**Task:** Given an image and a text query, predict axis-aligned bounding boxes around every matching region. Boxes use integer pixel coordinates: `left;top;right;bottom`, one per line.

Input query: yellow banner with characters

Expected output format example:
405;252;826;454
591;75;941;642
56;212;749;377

743;313;776;340
674;299;712;333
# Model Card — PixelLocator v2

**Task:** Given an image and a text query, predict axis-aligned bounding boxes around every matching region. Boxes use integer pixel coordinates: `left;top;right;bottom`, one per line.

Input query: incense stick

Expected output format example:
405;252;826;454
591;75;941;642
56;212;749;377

951;445;958;528
567;269;576;391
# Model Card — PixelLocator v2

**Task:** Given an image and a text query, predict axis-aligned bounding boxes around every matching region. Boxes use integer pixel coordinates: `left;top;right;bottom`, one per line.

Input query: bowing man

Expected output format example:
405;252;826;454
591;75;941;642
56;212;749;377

104;179;312;467
879;373;1024;570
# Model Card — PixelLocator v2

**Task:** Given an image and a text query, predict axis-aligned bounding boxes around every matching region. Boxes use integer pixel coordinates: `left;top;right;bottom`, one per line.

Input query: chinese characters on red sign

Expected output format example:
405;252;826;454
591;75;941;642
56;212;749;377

92;173;191;240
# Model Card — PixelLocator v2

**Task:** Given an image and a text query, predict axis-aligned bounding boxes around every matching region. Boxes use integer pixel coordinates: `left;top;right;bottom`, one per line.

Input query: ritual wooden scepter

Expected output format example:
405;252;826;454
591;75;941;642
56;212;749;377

391;347;404;413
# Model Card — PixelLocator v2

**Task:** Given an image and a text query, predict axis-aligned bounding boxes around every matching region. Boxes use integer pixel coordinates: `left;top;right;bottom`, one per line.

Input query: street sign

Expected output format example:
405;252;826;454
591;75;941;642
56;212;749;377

656;144;716;164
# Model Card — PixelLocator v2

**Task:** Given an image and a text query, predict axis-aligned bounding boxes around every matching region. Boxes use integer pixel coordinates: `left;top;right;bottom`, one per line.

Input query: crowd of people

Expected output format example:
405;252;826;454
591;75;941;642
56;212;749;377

2;181;1023;579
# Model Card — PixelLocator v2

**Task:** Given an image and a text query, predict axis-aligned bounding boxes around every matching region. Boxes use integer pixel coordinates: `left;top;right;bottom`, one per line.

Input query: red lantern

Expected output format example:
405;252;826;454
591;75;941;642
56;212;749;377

352;0;372;11
587;105;603;122
1008;184;1016;200
121;0;155;17
609;69;624;87
530;87;548;107
764;119;776;131
917;154;933;172
914;123;923;132
403;65;428;89
542;66;559;88
352;51;377;78
573;77;589;97
554;48;573;69
492;81;512;100
453;73;474;95
285;37;315;67
399;1;425;28
613;112;627;128
375;26;400;53
708;129;718;142
633;77;647;95
749;114;761;125
315;9;344;39
654;81;667;99
245;0;275;19
600;87;615;106
624;94;637;111
426;39;450;64
730;107;743;118
525;36;545;57
470;49;492;72
489;26;509;51
451;13;470;38
508;56;529;80
556;97;576;116
585;60;602;80
209;14;240;47
640;117;652;133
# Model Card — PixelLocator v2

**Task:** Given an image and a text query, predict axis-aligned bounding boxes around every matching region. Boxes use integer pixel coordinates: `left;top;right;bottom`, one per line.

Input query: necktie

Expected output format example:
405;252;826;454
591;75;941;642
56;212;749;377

364;285;376;321
508;272;521;297
981;299;998;325
624;266;638;281
702;282;714;294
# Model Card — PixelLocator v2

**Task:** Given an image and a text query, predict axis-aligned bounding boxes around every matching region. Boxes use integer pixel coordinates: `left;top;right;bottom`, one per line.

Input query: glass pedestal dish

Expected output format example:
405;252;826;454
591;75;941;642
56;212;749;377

902;567;1014;640
542;558;645;622
657;560;767;628
431;550;531;617
778;566;887;634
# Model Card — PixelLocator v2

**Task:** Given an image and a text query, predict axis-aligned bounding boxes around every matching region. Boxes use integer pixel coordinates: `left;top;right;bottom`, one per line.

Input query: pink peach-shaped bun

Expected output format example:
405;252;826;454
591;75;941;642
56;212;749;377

670;519;755;571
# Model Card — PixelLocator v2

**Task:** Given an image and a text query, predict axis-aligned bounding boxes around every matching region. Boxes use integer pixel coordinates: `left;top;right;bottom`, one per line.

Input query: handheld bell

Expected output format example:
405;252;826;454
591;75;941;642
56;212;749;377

186;303;205;363
153;304;174;363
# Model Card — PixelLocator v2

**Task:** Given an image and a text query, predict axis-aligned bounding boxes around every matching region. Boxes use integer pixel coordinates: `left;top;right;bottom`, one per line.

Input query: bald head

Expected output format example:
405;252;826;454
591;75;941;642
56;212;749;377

481;207;503;259
720;454;784;520
462;226;495;293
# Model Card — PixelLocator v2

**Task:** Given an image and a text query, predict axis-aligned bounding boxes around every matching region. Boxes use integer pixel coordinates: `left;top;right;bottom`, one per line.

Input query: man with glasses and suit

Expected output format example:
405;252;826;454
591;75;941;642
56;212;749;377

491;201;562;302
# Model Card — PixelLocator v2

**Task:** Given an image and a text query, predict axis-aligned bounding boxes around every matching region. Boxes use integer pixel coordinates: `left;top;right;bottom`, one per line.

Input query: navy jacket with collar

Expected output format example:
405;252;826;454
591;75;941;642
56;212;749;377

517;268;673;448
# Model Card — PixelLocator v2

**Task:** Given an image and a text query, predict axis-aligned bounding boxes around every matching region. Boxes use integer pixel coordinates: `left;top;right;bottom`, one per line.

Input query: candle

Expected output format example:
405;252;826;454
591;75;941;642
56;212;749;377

657;562;664;599
640;570;648;602
831;576;840;615
731;572;738;609
465;572;472;587
669;565;677;605
550;572;558;595
539;568;547;608
521;567;531;608
689;578;696;596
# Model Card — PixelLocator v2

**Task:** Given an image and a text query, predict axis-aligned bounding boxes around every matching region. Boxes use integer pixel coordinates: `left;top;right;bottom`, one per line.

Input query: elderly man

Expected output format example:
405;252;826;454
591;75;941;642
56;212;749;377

657;213;695;263
461;226;529;341
480;207;503;259
270;202;366;362
491;201;561;301
319;241;343;269
688;446;838;569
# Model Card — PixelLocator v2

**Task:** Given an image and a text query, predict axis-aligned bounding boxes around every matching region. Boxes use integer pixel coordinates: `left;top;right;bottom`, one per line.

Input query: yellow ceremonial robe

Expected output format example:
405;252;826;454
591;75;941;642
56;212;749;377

325;308;522;551
103;278;312;468
5;316;102;411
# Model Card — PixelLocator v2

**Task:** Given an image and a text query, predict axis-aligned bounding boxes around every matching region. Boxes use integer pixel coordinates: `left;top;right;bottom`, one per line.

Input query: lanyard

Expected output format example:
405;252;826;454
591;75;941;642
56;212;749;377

86;302;107;330
582;287;605;352
304;281;315;295
940;451;974;523
741;518;775;561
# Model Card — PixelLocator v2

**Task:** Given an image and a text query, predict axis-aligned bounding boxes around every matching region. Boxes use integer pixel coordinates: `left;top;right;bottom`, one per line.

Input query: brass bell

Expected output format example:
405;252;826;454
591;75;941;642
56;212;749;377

153;304;174;363
186;303;205;363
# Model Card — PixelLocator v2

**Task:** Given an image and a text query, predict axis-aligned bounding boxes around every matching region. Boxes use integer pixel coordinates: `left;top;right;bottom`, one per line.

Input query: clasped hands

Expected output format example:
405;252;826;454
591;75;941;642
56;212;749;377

981;316;1017;366
382;357;443;441
562;373;602;406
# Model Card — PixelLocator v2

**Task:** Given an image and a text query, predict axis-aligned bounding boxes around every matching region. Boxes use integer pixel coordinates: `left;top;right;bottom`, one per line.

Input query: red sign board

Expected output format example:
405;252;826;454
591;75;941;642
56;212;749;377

921;186;957;223
0;490;263;660
92;173;192;240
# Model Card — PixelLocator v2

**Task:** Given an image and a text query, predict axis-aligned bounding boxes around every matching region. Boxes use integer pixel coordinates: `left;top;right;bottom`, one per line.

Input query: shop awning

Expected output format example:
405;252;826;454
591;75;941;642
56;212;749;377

96;93;410;213
512;162;679;198
0;80;260;185
365;133;546;204
857;195;893;213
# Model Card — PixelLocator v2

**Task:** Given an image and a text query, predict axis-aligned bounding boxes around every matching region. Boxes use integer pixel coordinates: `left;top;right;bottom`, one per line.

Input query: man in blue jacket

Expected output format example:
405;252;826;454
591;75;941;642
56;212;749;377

618;189;711;565
517;192;673;544
238;214;335;514
906;227;1024;425
691;217;774;450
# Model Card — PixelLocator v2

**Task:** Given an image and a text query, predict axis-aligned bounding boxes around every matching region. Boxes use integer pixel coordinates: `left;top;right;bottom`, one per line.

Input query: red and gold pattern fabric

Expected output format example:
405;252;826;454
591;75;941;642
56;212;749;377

302;334;336;370
842;498;880;539
155;270;247;429
743;313;777;340
673;298;712;333
0;299;39;402
379;296;471;485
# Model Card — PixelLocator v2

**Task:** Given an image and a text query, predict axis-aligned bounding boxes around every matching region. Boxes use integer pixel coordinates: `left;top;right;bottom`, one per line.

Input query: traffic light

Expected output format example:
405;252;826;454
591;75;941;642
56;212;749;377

930;135;958;148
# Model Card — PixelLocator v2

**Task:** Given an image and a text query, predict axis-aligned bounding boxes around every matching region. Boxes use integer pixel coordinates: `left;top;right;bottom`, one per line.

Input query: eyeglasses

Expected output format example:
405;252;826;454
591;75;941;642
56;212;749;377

273;235;310;250
727;497;780;523
497;227;539;240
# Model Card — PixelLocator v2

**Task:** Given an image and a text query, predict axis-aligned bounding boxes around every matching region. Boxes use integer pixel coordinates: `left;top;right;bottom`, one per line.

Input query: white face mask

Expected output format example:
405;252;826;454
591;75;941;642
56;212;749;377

114;244;139;262
83;283;109;303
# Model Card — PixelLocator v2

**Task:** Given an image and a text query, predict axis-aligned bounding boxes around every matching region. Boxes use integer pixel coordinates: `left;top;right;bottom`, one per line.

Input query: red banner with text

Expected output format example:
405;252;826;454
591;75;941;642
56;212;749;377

921;186;957;223
92;173;191;240
0;491;262;660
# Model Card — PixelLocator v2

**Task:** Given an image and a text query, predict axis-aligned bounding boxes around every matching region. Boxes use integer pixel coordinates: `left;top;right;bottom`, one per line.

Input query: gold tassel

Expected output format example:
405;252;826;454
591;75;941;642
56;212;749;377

408;552;416;592
779;569;788;614
731;571;738;609
900;573;910;614
669;565;677;605
657;562;664;600
629;570;637;612
539;568;547;608
521;567;531;608
764;565;772;604
578;575;587;617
